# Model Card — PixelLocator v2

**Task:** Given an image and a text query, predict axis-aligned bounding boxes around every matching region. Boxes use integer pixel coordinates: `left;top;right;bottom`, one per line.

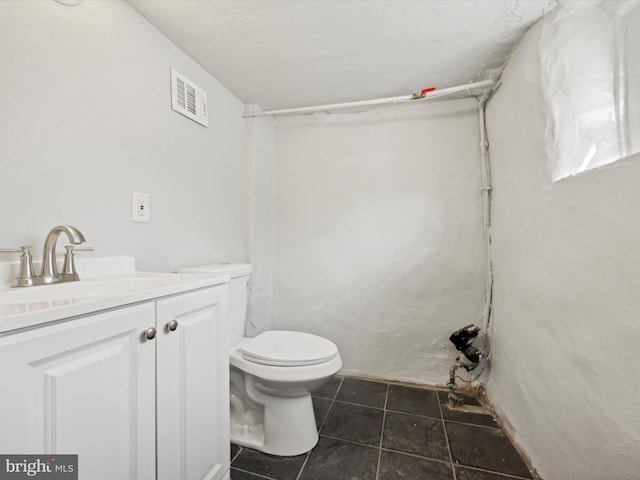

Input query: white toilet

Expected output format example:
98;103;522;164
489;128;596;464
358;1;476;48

178;263;342;456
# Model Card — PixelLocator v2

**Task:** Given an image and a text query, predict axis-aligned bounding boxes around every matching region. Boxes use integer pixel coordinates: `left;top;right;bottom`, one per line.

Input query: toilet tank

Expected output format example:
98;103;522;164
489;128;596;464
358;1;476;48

178;263;252;346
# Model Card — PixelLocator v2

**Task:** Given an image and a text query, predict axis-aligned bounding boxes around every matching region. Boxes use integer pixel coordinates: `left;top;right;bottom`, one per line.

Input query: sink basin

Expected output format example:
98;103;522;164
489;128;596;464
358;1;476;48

0;275;177;305
0;256;229;334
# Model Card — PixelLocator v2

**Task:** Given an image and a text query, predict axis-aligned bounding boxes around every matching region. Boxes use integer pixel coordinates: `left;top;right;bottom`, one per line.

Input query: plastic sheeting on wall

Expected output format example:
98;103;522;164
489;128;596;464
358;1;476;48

625;4;640;154
542;2;640;181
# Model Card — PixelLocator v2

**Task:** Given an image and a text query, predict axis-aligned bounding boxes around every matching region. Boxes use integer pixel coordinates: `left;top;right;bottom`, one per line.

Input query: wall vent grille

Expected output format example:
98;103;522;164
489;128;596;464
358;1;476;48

170;68;208;127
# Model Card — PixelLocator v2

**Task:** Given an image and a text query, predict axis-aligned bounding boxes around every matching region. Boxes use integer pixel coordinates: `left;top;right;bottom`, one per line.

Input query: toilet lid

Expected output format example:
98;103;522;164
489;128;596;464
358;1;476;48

241;331;338;366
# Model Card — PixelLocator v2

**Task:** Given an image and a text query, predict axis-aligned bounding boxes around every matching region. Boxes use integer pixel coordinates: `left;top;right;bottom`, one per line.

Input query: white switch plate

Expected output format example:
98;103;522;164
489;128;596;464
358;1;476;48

132;191;150;223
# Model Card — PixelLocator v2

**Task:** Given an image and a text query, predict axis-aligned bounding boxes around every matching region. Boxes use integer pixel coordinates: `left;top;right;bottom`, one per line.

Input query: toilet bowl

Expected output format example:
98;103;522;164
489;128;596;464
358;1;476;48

178;263;342;456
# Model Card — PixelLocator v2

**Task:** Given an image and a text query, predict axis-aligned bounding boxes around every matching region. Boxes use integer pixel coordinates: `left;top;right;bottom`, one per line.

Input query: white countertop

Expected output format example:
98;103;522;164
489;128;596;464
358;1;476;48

0;257;229;334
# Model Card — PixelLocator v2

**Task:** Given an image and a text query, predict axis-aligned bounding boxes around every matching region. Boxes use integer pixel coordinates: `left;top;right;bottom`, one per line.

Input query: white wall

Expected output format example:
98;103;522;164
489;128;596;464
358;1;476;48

268;101;486;384
0;0;245;272
486;11;640;480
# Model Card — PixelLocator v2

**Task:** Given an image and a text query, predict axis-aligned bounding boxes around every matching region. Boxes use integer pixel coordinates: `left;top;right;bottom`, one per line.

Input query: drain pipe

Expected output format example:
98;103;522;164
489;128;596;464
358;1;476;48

478;91;494;361
448;90;494;399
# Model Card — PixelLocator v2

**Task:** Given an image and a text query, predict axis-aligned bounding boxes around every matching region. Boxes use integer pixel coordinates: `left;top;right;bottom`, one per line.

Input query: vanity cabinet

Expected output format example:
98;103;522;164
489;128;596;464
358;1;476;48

0;285;229;480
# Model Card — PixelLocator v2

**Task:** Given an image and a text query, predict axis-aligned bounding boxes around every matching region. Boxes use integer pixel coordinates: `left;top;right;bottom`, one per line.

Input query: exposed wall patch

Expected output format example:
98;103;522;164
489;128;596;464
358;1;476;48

170;68;208;127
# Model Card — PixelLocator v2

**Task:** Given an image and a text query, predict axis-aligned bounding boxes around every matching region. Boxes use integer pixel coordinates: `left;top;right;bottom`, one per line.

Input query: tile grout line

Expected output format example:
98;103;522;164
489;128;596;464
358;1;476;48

442;417;501;430
328;398;386;411
383;404;499;430
333;376;345;400
230;446;243;464
327;397;499;428
437;391;457;480
379;446;457;466
375;383;390;480
316;398;333;431
318;433;387;450
297;376;345;480
230;466;277;480
322;376;344;429
454;464;534;480
321;396;498;422
294;451;312;480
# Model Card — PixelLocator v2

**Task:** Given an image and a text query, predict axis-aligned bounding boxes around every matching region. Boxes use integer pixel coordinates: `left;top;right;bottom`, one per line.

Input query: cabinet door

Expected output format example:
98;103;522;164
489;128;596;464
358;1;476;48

0;303;156;480
156;286;229;480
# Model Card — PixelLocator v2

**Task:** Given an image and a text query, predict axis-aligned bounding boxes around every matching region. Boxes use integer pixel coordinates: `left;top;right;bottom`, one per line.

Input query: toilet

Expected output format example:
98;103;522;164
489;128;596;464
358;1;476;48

178;263;342;456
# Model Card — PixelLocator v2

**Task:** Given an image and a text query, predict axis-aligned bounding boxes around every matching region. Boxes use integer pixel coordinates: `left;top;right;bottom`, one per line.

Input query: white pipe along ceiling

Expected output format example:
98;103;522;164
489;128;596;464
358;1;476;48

127;0;564;111
243;79;496;117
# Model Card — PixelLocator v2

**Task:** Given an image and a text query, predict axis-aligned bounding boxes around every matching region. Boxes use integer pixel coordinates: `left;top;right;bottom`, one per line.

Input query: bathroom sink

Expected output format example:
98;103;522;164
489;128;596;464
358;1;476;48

0;275;176;305
0;257;230;333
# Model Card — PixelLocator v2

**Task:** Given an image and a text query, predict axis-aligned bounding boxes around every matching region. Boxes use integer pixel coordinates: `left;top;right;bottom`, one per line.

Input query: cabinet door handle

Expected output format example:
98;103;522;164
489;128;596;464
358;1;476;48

144;327;157;341
167;320;179;332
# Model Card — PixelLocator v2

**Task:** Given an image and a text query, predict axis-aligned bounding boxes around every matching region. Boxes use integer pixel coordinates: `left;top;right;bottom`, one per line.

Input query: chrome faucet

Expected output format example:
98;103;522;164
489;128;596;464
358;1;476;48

41;225;86;284
2;225;91;287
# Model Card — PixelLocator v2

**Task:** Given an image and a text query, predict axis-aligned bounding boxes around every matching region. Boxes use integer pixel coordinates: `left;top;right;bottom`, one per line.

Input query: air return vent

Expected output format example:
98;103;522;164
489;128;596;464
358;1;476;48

170;68;208;127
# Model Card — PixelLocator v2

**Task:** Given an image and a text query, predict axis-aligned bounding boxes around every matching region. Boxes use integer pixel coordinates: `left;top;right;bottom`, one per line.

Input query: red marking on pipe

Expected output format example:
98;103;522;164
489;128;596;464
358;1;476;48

421;87;436;95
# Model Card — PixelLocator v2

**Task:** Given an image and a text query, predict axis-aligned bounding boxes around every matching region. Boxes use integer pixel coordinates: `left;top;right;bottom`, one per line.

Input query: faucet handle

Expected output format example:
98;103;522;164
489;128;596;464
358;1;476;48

60;245;94;282
69;247;95;253
0;246;32;254
0;246;38;287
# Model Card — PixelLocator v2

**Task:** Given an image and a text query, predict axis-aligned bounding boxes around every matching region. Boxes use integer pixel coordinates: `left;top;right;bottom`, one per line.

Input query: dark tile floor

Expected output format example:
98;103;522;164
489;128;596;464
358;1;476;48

230;377;536;480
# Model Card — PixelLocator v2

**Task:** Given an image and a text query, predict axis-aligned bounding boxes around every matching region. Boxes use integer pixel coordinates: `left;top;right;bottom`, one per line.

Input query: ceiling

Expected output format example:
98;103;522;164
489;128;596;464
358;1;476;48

128;0;558;111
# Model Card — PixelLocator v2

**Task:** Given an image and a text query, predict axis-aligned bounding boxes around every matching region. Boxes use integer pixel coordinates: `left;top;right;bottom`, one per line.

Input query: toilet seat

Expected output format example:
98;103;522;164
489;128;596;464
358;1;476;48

241;331;338;366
